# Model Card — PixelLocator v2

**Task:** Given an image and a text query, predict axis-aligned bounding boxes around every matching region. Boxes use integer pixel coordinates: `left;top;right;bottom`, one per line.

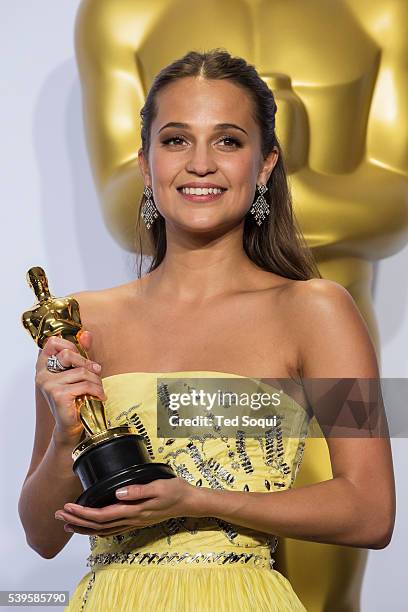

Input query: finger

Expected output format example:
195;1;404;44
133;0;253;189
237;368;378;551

43;368;106;402
66;380;107;402
41;336;80;357
61;513;124;531
62;502;133;523
61;499;153;525
53;366;103;384
115;482;161;501
77;330;92;352
51;349;101;373
58;511;126;530
64;524;134;537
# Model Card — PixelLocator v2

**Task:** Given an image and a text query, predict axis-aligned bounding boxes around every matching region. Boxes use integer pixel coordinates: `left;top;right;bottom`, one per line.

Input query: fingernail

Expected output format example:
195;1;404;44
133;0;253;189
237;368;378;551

93;363;102;372
64;525;74;532
55;513;64;520
64;503;79;512
116;488;128;497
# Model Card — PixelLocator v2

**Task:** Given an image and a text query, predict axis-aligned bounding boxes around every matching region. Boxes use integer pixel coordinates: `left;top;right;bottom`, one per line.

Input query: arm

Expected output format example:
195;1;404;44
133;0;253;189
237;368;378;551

22;312;40;343
74;0;150;252
346;0;408;175
18;382;83;559
193;279;396;549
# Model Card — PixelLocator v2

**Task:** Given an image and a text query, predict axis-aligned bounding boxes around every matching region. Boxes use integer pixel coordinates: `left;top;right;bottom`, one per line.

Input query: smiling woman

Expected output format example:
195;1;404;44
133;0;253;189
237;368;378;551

18;48;395;612
135;52;320;282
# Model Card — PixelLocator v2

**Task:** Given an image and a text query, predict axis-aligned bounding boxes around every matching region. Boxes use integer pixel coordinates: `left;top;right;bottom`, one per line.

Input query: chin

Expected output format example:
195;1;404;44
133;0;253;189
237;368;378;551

173;216;233;235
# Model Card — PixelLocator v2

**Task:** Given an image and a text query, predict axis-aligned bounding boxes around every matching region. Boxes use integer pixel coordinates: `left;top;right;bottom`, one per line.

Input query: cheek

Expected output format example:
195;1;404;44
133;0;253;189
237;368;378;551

222;152;256;185
150;148;182;184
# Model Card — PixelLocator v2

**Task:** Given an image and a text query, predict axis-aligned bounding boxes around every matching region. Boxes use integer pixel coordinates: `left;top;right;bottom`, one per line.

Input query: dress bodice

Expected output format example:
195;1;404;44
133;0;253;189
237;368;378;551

86;371;311;572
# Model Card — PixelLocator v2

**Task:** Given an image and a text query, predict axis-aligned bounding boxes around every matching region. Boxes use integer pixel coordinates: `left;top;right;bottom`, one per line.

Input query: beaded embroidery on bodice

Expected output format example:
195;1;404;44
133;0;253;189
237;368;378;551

85;371;311;572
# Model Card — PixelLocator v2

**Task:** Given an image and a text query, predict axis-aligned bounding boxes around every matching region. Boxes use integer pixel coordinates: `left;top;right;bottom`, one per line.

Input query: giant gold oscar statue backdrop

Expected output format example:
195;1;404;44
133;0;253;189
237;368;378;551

74;1;408;610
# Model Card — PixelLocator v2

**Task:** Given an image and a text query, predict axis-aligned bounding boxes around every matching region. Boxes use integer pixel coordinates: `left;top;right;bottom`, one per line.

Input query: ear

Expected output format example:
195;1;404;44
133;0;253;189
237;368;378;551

257;146;279;185
138;148;151;186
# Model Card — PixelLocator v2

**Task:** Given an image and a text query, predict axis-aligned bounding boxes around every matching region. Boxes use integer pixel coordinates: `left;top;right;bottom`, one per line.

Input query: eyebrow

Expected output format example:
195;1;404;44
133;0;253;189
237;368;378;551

157;122;248;136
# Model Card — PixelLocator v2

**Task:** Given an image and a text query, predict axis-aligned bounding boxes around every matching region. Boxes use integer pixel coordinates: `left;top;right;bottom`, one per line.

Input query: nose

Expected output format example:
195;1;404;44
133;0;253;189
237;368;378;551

185;141;217;175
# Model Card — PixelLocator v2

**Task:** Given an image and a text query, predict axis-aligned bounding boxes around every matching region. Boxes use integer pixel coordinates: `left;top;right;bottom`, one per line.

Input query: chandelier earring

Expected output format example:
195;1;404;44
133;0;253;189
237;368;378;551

249;183;270;226
141;185;159;229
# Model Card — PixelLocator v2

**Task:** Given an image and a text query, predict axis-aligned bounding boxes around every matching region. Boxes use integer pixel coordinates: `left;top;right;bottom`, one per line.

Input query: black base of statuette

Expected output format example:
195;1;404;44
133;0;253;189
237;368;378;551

72;432;176;508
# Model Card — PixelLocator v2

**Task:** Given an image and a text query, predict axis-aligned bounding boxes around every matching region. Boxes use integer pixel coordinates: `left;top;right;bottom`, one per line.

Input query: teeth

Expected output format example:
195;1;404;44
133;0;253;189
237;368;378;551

181;187;223;195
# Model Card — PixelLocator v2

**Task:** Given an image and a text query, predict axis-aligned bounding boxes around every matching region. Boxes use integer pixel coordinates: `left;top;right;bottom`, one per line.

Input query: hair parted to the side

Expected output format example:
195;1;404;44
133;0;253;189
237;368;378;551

135;48;321;281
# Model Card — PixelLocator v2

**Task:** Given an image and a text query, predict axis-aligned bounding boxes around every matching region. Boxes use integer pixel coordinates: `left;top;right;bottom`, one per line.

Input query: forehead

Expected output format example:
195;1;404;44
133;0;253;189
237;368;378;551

153;77;256;129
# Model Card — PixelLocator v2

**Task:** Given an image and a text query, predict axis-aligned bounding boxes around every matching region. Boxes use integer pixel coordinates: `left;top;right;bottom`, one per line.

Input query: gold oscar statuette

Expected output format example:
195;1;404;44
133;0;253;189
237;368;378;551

22;266;176;507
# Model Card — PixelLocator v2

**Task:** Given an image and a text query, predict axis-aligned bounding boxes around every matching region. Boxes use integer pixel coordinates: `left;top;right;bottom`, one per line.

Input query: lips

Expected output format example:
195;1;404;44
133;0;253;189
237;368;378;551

177;186;226;203
177;183;227;190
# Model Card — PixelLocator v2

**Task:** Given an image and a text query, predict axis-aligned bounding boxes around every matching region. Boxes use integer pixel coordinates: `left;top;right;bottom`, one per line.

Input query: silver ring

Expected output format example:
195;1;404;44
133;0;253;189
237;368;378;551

47;355;69;373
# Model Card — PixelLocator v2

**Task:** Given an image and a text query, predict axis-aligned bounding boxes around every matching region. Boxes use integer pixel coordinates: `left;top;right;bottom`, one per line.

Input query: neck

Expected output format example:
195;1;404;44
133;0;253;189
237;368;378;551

36;289;51;302
143;223;262;303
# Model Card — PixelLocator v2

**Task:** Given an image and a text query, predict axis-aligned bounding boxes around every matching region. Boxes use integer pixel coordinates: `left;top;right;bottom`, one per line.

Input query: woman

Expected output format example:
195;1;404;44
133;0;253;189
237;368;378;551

19;49;395;611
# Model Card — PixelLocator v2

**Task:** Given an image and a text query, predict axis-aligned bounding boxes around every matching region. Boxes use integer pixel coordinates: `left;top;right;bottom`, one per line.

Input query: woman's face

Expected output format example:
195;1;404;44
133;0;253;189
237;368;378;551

139;76;278;234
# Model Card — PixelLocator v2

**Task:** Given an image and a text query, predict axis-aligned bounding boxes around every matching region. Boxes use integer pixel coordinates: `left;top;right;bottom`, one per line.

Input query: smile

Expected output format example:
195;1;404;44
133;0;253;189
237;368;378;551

177;186;227;202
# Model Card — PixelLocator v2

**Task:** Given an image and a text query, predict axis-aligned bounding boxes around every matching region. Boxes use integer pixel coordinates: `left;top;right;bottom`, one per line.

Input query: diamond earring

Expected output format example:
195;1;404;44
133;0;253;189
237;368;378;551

249;183;270;226
141;185;159;229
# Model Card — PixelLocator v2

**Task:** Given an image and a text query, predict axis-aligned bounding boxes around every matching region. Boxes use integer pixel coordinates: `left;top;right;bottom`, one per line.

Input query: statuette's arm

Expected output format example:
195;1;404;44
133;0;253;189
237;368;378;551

75;0;148;251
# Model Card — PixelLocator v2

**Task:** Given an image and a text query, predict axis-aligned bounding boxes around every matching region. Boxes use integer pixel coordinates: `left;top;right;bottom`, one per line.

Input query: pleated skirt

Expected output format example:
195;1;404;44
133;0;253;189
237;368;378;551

65;564;306;612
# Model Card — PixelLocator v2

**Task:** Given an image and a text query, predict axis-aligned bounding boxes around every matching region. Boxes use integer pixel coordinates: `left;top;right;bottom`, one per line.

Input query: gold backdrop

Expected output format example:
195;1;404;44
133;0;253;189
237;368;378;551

74;1;408;610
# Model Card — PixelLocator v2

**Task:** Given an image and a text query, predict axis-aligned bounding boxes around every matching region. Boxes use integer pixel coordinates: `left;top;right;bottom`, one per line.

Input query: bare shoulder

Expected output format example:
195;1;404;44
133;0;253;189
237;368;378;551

288;278;380;378
286;277;361;313
290;277;356;311
69;287;111;321
69;281;135;320
68;281;138;360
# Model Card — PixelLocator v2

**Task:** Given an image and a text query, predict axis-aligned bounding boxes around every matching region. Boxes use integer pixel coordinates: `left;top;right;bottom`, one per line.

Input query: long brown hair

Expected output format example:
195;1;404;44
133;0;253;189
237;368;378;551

136;48;321;281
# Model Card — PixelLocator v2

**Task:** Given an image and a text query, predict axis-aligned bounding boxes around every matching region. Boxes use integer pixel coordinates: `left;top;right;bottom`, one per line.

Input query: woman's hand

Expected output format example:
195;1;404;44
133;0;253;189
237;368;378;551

35;331;106;446
54;478;205;536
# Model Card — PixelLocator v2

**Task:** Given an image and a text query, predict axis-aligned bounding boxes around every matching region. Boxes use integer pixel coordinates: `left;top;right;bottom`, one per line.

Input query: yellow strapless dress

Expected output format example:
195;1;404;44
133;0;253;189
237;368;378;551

65;371;310;612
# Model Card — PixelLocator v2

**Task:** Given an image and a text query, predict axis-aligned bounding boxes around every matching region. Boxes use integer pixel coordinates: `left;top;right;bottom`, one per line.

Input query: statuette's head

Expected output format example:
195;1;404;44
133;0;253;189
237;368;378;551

27;266;50;299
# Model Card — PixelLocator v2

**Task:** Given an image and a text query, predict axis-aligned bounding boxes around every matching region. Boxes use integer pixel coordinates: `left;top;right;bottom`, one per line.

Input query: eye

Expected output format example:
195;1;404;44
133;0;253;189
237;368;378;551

160;134;243;149
217;135;242;148
161;135;188;147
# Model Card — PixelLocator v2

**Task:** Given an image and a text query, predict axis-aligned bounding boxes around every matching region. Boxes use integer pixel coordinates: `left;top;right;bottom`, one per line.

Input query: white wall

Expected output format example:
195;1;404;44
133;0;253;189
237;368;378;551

1;2;406;611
